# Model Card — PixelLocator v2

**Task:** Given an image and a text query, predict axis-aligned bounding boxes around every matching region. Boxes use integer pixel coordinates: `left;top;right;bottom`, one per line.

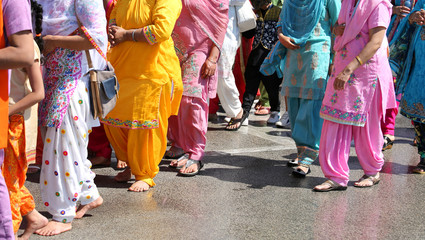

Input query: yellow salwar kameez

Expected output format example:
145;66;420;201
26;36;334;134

101;0;182;187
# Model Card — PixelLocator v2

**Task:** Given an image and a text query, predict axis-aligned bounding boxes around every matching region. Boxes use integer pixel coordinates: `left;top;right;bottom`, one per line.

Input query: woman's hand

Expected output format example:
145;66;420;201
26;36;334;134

409;10;425;25
333;24;345;36
333;68;352;90
109;25;128;47
42;35;57;55
393;6;411;18
278;34;300;50
201;58;216;79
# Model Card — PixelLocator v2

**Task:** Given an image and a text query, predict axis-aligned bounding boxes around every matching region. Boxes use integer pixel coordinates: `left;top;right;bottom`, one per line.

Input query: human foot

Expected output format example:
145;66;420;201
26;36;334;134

34;221;72;236
292;164;311;178
169;153;189;169
75;196;103;219
179;159;204;176
116;159;127;169
128;180;150;192
313;180;347;192
89;156;111;167
20;209;48;239
354;173;380;187
164;147;185;159
114;167;132;182
225;110;247;131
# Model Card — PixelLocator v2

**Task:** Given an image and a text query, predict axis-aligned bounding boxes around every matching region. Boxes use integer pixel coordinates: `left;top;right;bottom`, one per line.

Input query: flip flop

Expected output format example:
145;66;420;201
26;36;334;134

313;180;347;192
169;153;189;169
178;159;204;177
354;174;380;188
225;111;248;131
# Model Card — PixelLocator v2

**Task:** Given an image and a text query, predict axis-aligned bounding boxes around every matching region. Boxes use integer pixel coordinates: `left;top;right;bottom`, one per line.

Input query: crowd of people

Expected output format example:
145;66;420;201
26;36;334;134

1;0;425;238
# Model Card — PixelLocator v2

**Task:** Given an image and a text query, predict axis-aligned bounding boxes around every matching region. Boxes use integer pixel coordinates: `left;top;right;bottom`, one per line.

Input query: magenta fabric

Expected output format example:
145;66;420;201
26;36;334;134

381;101;400;136
321;2;396;127
2;0;32;36
319;83;384;186
0;149;14;240
168;93;209;161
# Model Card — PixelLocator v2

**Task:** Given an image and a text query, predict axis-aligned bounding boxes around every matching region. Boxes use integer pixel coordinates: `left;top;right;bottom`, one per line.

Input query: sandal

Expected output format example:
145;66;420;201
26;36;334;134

169;153;189;169
178;159;204;177
354;174;380;188
313;180;347;192
292;164;311;178
254;106;271;115
164;147;185;159
225;111;248;131
382;135;394;151
27;164;41;174
287;158;298;167
413;162;425;174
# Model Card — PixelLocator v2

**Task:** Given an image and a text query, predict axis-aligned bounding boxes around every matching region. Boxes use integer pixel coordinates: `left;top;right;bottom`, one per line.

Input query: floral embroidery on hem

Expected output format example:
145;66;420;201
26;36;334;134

320;105;367;126
101;117;159;129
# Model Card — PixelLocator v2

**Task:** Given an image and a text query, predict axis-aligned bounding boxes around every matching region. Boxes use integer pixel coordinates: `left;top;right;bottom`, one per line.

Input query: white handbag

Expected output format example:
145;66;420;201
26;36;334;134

236;0;257;33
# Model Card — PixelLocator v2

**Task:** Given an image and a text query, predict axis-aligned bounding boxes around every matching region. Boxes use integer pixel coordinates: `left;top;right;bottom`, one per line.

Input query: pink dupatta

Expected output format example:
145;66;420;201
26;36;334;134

334;0;392;51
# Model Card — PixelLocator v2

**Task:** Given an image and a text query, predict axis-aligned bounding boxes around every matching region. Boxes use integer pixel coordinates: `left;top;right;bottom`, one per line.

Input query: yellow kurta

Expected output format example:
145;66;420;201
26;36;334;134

102;0;182;186
102;0;182;129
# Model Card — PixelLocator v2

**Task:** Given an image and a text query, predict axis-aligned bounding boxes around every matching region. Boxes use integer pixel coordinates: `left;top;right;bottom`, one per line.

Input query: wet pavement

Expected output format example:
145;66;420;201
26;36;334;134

22;106;425;239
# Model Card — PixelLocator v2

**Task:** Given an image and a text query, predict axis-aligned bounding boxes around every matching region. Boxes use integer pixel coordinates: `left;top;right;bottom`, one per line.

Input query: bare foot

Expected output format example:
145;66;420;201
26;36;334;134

75;196;103;219
89;156;111;167
128;180;150;192
114;167;132;182
34;221;72;236
19;209;48;240
116;159;127;169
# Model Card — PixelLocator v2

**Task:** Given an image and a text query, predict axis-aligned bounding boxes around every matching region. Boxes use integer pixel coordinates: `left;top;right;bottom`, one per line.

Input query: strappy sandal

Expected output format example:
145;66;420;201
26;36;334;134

164;147;185;159
382;135;394;151
292;164;311;178
178;159;204;177
169;153;189;169
225;111;248;131
354;174;380;188
313;179;347;192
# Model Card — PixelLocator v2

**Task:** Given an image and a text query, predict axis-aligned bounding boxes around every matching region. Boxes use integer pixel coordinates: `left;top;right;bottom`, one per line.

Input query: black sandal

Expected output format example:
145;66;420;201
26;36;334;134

313;180;347;192
292;164;311;178
225;111;248;131
382;135;394;151
287;158;298;167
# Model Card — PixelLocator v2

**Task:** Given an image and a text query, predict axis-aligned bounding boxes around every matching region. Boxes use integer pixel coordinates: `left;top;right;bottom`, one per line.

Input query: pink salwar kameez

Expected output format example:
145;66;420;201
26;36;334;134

319;0;396;186
168;0;228;162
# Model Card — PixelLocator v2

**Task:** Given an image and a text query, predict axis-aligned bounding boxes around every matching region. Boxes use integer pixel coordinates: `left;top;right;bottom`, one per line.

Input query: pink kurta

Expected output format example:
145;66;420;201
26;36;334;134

320;1;396;127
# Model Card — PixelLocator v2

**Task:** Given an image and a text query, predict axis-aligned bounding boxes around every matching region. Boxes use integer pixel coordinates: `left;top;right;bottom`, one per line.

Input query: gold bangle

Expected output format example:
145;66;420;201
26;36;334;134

355;56;363;65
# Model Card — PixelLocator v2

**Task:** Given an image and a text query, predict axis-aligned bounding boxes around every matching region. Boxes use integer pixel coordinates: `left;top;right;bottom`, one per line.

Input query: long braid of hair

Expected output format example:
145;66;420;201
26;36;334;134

31;0;44;52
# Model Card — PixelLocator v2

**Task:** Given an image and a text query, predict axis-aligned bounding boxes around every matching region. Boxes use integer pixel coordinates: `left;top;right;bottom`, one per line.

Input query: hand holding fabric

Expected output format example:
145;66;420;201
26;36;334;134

278;33;300;50
409;10;425;25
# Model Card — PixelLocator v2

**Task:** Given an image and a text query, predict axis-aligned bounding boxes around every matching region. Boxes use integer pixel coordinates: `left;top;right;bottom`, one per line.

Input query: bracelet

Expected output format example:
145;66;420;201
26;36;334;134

355;55;363;65
207;58;216;64
132;29;137;42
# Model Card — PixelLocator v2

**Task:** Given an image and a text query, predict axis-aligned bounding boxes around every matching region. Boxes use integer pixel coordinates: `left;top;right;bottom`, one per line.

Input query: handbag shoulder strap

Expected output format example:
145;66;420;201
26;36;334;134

74;0;108;65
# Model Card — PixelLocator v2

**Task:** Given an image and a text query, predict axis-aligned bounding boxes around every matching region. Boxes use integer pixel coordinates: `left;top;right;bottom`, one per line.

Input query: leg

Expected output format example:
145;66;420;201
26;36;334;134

317;120;353;187
353;82;384;186
37;82;101;236
0;150;14;239
104;125;132;182
412;122;425;173
126;80;173;191
288;98;323;176
262;73;282;113
87;124;112;166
